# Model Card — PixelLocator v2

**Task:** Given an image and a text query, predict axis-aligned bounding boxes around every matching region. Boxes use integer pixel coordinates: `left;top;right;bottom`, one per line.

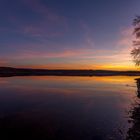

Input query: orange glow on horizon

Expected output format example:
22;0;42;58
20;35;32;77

16;62;139;71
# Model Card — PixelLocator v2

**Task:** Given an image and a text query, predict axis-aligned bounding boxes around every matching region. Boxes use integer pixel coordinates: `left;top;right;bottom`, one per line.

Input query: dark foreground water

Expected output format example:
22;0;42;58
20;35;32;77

0;76;139;140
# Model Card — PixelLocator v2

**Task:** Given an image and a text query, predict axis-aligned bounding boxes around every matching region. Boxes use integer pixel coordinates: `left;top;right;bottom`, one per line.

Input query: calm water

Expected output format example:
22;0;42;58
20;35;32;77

0;76;139;140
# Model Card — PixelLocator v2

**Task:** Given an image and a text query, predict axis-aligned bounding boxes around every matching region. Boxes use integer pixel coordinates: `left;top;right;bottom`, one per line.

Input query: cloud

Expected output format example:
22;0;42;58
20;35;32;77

80;21;95;48
1;26;134;69
9;48;94;60
0;59;9;65
85;27;134;63
4;0;68;41
117;27;133;47
114;27;134;61
22;0;64;22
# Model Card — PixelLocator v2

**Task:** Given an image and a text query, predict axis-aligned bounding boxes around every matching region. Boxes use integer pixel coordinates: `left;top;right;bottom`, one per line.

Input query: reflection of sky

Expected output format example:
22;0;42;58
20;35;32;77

0;76;138;139
0;0;140;70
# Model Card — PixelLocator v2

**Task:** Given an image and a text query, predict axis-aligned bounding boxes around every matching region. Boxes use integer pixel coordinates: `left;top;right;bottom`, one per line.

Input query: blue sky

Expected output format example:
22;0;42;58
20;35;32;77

0;0;140;69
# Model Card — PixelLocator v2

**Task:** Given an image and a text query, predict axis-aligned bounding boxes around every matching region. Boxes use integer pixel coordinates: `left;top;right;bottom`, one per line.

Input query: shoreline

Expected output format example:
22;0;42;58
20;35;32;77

1;67;140;77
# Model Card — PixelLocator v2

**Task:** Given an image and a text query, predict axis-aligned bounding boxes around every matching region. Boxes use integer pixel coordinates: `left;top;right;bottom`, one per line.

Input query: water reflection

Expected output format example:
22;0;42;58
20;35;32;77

126;78;140;140
0;76;138;140
136;79;140;98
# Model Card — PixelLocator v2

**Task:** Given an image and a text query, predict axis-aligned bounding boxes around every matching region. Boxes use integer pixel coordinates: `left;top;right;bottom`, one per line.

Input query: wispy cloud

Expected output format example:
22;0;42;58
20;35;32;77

1;26;134;70
8;48;94;60
0;59;9;65
5;0;68;40
22;0;65;22
80;21;95;48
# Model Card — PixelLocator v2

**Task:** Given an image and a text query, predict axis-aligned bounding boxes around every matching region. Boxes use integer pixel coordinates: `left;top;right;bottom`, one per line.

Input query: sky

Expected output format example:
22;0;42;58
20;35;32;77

0;0;140;70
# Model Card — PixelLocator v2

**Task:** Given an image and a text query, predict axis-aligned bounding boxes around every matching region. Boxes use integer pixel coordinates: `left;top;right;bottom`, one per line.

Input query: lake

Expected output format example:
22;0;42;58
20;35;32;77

0;76;139;140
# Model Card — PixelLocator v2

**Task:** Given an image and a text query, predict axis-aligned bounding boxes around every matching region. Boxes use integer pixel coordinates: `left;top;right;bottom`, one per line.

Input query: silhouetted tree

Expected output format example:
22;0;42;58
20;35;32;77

125;16;140;139
131;16;140;66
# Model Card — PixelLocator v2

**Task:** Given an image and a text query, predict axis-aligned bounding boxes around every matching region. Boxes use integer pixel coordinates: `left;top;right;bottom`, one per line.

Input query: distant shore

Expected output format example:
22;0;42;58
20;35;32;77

0;67;140;77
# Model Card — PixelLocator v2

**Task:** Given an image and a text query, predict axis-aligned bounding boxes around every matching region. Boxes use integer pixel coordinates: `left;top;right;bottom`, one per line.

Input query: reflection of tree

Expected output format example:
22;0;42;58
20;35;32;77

136;79;140;98
126;78;140;140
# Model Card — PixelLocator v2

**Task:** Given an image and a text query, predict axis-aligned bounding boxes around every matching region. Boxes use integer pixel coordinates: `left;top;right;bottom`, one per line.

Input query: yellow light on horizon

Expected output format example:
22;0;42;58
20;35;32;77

17;62;139;71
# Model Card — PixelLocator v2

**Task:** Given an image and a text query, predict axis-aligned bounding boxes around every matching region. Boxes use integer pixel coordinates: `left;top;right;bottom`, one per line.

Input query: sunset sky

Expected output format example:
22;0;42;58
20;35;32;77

1;0;140;70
